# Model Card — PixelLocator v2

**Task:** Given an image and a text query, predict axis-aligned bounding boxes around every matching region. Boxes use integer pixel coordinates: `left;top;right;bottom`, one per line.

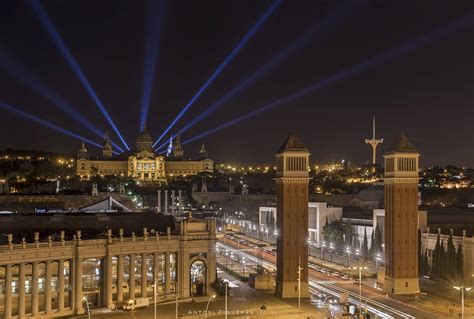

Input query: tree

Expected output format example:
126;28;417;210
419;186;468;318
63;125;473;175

361;227;369;259
432;234;441;277
418;228;422;276
343;220;353;247
446;232;456;280
439;240;446;279
369;228;375;257
456;243;464;282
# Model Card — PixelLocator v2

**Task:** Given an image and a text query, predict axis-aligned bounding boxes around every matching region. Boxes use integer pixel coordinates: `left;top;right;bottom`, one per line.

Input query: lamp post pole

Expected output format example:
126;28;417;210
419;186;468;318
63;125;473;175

153;279;158;319
297;257;302;310
225;281;228;319
454;286;472;319
204;294;216;319
82;297;90;319
352;266;367;318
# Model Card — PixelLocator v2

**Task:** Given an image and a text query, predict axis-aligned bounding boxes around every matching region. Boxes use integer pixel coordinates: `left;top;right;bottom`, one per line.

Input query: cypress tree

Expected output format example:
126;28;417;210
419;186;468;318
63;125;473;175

369;228;375;257
418;228;422;276
344;220;353;248
446;232;456;280
440;240;446;279
423;249;431;275
456;243;464;282
362;227;369;259
375;224;382;253
432;234;441;277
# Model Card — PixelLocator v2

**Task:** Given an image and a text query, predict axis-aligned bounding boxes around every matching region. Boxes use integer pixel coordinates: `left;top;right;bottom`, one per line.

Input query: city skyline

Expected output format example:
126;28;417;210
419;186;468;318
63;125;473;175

0;1;472;166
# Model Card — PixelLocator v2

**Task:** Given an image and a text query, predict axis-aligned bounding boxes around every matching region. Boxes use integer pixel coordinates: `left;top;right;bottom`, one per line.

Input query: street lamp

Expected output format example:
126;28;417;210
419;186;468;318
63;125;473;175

346;247;352;268
224;280;229;319
82;297;91;319
376;253;382;272
329;243;334;262
321;241;326;260
242;258;246;277
453;286;472;319
352;266;367;317
297;257;302;310
204;294;216;319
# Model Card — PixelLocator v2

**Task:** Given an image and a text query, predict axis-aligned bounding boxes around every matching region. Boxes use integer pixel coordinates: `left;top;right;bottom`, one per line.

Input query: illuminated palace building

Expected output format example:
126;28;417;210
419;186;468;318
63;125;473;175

76;127;213;180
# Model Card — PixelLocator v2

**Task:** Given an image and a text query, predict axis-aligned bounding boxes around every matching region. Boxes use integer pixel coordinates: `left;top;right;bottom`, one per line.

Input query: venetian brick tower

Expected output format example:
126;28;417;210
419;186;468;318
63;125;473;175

275;132;310;298
383;133;420;294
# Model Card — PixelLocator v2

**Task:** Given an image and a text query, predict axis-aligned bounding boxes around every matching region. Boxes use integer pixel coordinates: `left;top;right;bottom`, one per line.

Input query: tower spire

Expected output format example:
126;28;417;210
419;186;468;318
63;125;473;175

373;115;376;139
365;115;383;165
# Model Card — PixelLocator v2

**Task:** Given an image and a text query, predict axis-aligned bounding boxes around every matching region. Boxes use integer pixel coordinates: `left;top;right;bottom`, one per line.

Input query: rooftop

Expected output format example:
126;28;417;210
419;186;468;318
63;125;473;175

277;132;308;153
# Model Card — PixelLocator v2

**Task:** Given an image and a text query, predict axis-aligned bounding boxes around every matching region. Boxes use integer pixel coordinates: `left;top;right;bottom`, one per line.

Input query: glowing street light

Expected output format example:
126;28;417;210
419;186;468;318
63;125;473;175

352;266;368;317
82;297;91;319
204;294;216;319
453;286;472;319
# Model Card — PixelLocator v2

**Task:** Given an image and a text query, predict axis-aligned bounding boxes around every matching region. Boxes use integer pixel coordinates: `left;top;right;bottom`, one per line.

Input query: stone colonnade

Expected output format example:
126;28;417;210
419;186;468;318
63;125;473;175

157;189;183;214
0;218;216;318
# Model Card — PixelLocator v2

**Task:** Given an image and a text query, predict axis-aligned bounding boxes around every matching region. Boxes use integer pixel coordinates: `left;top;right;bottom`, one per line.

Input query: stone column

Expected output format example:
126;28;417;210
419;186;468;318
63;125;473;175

58;259;65;312
171;190;176;215
74;258;84;314
157;190;161;213
4;264;12;319
18;263;26;318
32;262;39;315
117;255;124;302
69;259;75;309
129;254;135;300
165;252;170;295
106;254;113;307
141;254;147;297
45;260;52;313
164;190;168;213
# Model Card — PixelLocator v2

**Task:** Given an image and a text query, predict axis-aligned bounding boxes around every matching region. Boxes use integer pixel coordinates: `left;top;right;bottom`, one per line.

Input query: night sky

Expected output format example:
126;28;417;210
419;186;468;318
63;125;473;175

0;1;472;167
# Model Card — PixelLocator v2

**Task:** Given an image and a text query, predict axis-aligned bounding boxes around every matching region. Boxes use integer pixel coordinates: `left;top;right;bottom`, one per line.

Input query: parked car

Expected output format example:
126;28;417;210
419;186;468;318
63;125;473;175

123;297;149;310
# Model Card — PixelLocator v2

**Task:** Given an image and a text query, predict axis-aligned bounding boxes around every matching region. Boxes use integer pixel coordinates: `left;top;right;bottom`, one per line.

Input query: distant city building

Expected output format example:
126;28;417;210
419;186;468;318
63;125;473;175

76;128;213;180
259;202;343;245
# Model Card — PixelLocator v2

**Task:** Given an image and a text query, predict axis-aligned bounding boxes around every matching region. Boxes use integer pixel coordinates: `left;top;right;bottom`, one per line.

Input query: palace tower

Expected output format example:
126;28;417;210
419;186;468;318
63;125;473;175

383;133;420;294
275;132;310;298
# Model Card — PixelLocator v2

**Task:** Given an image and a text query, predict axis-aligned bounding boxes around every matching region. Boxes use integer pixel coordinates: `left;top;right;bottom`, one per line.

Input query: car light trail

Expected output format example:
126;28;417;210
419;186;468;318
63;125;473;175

0;101;103;150
153;0;283;147
0;47;124;153
183;14;474;145
140;0;165;131
26;0;130;150
173;0;360;142
217;240;414;318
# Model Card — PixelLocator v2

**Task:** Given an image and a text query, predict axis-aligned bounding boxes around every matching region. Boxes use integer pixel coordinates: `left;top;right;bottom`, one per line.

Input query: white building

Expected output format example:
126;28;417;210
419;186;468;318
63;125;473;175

258;202;343;244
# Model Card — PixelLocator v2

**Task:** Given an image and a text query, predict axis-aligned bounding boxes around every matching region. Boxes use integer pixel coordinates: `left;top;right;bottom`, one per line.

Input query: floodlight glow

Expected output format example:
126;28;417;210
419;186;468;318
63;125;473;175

183;14;473;145
0;101;103;150
140;0;165;131
166;135;173;157
153;0;283;147
27;0;129;150
176;0;358;138
0;47;124;153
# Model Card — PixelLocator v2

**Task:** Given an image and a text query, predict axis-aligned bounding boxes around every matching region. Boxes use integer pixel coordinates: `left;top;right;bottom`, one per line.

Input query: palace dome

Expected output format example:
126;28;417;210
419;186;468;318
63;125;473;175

136;125;154;152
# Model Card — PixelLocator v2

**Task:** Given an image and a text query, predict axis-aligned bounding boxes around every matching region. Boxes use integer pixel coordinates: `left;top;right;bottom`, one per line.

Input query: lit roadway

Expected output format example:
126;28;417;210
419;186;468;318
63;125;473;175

217;239;446;319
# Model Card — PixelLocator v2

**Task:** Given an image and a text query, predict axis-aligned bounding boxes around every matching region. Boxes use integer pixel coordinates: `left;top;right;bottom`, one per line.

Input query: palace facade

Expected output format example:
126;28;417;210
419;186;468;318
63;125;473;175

76;128;213;180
